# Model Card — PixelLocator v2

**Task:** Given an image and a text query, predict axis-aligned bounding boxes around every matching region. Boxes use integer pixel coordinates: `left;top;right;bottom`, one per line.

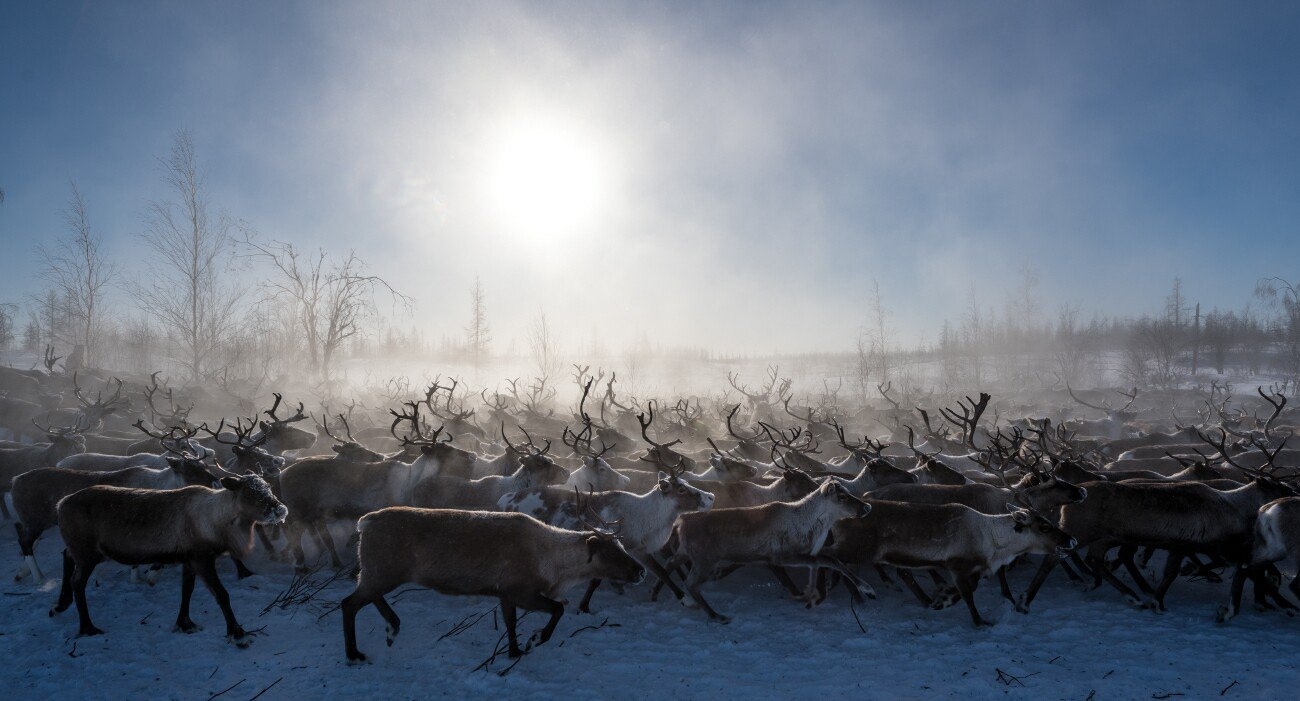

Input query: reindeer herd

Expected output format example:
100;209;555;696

3;355;1300;666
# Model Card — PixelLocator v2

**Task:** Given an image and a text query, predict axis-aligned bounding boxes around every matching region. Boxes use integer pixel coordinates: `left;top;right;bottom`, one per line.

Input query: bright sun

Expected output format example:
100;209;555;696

484;118;605;237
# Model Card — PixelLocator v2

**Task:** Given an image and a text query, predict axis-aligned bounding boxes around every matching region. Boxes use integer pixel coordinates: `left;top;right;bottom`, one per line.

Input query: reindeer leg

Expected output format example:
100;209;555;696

897;569;934;607
1086;548;1145;606
500;598;526;658
341;581;388;663
16;522;43;582
1216;564;1249;623
1019;556;1056;612
642;554;684;601
1058;557;1085;583
953;569;991;627
174;561;201;633
577;579;601;614
287;519;310;573
682;560;729;623
1252;564;1295;613
1150;551;1183;612
255;524;280;562
996;567;1023;612
874;565;898;589
50;549;75;616
517;591;566;647
71;556;104;637
767;565;805;598
232;558;255;580
1117;545;1158;601
313;523;345;570
372;596;401;647
193;556;248;647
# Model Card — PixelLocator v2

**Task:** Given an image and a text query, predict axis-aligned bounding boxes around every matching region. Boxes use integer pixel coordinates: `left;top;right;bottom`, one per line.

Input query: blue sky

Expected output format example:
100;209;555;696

2;1;1298;353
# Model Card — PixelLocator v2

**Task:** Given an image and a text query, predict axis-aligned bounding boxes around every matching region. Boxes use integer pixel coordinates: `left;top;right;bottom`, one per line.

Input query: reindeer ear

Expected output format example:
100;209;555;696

220;476;242;491
259;420;271;432
1005;503;1032;523
659;479;671;492
585;535;600;562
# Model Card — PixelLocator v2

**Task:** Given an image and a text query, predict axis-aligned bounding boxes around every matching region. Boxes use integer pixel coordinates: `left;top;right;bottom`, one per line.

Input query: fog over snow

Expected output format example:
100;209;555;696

3;2;1299;353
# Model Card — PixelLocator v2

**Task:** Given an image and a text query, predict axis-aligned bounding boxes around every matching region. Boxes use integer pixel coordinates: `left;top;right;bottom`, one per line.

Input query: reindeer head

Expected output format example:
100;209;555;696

257;393;313;450
221;474;288;526
1007;503;1076;558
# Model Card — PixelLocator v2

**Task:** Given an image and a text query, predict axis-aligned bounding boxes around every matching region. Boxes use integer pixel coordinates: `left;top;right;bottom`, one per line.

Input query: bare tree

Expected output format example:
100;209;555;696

29;289;65;350
852;330;872;406
1126;316;1183;389
34;183;117;367
0;303;16;350
242;236;411;380
21;316;40;354
1053;303;1095;386
1256;277;1300;383
961;286;985;386
132;131;242;381
527;309;561;381
866;279;891;382
1165;277;1189;328
465;276;491;370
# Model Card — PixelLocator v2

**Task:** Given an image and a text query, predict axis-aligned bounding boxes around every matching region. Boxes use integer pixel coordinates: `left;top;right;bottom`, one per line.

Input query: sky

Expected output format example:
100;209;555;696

2;0;1299;355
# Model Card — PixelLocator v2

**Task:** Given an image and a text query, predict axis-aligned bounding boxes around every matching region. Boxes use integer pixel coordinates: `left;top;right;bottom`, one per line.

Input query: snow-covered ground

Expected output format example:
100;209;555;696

2;527;1298;701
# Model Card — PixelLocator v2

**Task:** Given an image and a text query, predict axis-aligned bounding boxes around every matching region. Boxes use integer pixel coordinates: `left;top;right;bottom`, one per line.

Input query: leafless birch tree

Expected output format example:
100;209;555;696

132;130;242;381
242;236;411;380
35;182;117;367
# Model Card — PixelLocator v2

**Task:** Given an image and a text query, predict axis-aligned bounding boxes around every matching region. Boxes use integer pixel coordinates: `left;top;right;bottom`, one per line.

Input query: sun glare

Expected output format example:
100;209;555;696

484;118;605;238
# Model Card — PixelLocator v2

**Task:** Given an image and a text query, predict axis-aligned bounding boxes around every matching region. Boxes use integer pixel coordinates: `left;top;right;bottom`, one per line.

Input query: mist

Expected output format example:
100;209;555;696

4;1;1299;362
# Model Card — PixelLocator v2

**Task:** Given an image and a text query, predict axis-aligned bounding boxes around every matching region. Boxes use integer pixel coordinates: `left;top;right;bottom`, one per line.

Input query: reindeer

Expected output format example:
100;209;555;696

11;436;218;581
665;479;874;623
411;428;568;510
1250;496;1300;605
0;416;87;518
821;500;1076;626
57;420;213;473
250;392;315;456
1022;430;1298;615
867;465;1087;611
903;427;971;485
423;378;487;442
340;507;645;662
49;473;286;645
722;404;772;462
315;413;388;463
726;366;784;426
277;403;473;569
499;457;715;611
1065;384;1139;439
561;400;631;492
826;421;916;494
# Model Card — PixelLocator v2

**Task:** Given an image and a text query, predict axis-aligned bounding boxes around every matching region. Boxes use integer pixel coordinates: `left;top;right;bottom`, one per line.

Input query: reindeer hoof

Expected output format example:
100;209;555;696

709;614;732;625
346;652;369;665
174;621;203;634
385;624;399;646
1215;606;1233;624
78;626;105;637
228;630;253;648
